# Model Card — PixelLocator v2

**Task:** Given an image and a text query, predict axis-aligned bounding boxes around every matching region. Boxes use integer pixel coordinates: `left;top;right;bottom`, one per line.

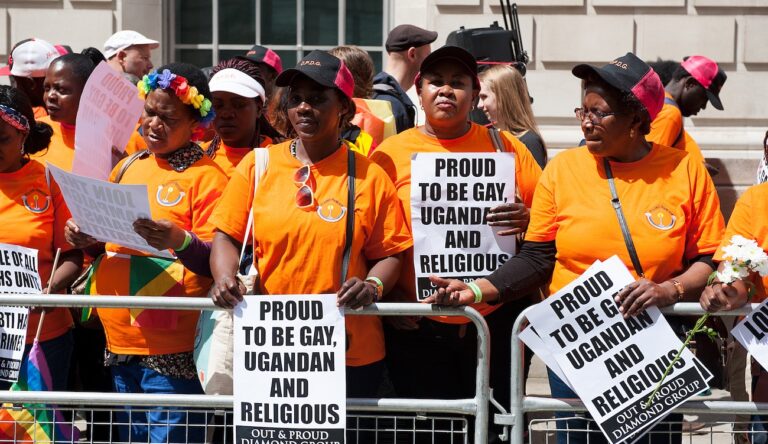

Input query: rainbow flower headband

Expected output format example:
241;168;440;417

137;69;214;124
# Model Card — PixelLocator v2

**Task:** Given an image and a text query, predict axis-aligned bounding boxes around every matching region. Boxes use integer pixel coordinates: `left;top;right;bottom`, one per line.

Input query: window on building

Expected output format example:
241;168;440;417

171;0;388;71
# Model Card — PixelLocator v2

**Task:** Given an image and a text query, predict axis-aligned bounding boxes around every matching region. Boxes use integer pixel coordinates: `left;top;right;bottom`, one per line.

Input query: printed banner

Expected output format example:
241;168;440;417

525;256;709;444
410;152;516;300
48;164;172;258
234;295;346;444
0;243;37;382
72;62;144;180
732;299;768;372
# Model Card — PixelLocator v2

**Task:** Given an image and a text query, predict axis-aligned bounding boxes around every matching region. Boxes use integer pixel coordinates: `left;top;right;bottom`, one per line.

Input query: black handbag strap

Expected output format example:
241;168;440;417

340;146;356;283
603;158;645;277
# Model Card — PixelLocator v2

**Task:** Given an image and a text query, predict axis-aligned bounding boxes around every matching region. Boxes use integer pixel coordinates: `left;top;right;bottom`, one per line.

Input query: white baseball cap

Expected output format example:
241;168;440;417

103;30;159;59
0;38;60;77
209;68;266;100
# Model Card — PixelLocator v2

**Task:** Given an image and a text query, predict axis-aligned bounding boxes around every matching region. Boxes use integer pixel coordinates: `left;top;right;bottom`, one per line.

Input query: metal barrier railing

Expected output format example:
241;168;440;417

0;295;491;443
501;302;767;444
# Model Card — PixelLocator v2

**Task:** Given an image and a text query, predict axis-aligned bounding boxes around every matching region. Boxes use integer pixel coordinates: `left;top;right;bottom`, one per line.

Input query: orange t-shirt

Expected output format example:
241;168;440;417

201;136;274;176
210;142;412;366
714;183;768;303
525;144;724;295
0;160;74;343
370;123;543;321
33;117;147;169
33;106;48;119
647;92;706;165
92;152;228;355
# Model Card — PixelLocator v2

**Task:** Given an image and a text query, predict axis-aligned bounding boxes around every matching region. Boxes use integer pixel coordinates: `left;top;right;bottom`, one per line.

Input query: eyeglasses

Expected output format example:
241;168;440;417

574;107;620;124
293;164;315;209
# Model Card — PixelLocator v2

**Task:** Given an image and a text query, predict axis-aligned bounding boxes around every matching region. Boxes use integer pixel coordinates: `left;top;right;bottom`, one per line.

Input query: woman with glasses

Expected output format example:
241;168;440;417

369;46;542;437
65;63;228;444
209;50;411;398
427;53;725;444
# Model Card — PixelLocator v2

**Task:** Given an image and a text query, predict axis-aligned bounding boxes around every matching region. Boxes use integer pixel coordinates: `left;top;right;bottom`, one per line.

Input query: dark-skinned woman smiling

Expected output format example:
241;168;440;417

427;53;726;444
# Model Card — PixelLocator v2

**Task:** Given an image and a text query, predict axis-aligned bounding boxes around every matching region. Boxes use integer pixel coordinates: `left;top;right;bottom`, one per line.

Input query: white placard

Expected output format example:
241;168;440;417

0;243;37;382
410;152;516;300
234;295;346;444
72;62;144;180
526;256;709;444
732;299;768;372
48;164;172;258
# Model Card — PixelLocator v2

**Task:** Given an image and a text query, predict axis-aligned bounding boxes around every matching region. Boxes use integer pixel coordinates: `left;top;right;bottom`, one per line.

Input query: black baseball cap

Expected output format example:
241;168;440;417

385;24;438;52
572;52;665;120
275;50;355;99
416;45;480;90
244;45;283;74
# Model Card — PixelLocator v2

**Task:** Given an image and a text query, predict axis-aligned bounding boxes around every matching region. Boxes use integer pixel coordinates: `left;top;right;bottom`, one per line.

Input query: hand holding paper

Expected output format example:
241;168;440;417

132;219;187;251
486;200;529;236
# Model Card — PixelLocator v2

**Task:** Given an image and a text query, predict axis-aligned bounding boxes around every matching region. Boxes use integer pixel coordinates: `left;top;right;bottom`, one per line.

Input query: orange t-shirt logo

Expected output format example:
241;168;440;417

316;198;346;223
644;205;676;231
156;182;186;207
21;189;51;214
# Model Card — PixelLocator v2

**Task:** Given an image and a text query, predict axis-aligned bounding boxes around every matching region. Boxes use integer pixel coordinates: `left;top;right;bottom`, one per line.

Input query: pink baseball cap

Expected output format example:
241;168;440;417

275;50;354;99
681;55;726;110
572;52;665;120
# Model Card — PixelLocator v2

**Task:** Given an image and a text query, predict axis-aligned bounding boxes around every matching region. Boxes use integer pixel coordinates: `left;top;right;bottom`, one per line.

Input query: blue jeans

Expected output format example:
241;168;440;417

547;369;682;444
0;330;73;391
111;362;206;443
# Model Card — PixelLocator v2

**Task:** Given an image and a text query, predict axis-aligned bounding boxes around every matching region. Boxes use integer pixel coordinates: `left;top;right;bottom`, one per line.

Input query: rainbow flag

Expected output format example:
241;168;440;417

0;341;79;443
85;254;184;329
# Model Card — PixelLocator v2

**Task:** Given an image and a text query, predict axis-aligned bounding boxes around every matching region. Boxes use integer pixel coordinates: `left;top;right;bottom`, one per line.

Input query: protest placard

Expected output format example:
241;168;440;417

48;164;172;258
525;256;709;444
0;243;37;382
410;152;516;300
234;295;346;444
72;62;144;180
732;299;768;372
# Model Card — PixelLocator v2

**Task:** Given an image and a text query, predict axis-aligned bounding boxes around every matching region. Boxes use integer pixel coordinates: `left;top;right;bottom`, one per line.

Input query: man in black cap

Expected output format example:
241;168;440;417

373;24;437;133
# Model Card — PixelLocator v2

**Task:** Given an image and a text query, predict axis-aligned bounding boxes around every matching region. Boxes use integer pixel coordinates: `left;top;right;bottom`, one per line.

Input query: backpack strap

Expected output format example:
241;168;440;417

488;127;506;153
240;148;270;261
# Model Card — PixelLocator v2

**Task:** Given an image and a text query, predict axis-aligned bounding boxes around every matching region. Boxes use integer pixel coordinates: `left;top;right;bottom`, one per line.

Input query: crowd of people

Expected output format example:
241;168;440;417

0;19;763;444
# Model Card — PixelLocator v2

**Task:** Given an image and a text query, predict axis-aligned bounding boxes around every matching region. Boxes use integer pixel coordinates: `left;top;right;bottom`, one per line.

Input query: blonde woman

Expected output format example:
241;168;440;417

478;64;547;167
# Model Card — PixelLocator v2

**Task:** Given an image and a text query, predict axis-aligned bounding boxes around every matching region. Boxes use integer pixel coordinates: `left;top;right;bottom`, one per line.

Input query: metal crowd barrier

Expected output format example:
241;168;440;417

0;295;491;444
501;302;768;444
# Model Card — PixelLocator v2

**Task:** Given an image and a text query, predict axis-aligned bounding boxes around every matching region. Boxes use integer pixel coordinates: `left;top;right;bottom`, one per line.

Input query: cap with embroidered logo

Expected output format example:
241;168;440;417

244;45;283;75
680;55;726;110
275;50;355;99
572;52;664;120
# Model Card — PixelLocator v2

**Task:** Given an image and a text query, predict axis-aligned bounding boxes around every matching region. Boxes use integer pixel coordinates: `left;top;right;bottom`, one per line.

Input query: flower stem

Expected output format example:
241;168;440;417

643;313;710;408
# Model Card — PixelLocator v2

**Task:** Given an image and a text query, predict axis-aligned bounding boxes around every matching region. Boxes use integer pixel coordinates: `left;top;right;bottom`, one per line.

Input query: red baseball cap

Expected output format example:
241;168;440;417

681;55;726;110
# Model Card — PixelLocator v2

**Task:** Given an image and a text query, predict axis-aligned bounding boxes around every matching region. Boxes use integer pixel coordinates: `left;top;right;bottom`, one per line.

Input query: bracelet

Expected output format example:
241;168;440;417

467;281;483;304
669;279;685;302
175;231;192;252
365;277;384;302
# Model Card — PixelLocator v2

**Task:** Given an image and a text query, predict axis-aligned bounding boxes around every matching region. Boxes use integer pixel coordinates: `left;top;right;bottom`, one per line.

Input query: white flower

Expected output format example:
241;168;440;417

717;235;768;283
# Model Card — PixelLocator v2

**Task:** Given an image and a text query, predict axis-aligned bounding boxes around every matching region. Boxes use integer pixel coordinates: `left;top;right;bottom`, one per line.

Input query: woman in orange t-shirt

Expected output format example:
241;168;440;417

0;85;83;391
369;46;542;415
204;56;283;176
210;50;411;397
65;63;226;444
429;53;725;444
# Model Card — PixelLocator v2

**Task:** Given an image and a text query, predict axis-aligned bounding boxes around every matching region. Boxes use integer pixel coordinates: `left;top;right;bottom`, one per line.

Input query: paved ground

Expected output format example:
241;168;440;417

522;356;752;444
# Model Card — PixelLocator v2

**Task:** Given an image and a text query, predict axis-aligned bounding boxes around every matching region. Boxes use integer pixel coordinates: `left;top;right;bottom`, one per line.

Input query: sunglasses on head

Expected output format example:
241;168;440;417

293;164;315;209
